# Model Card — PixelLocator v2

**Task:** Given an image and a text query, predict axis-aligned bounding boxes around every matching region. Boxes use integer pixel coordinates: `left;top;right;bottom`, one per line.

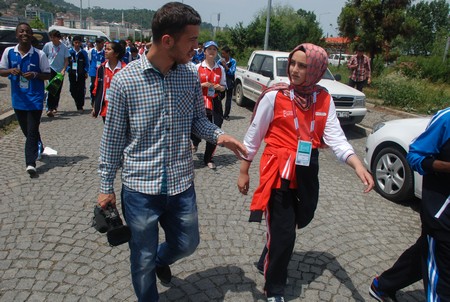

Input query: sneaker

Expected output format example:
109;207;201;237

46;110;54;117
207;162;216;169
156;265;172;285
26;165;37;176
369;276;397;301
267;296;285;302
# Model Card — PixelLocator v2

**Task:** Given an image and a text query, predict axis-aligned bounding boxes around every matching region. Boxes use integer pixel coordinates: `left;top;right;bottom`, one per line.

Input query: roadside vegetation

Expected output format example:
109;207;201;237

199;0;449;116
329;53;450;115
0;120;18;139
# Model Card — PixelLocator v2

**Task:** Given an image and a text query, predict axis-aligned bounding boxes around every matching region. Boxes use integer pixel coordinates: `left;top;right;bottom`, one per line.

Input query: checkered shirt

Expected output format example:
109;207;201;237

99;55;224;195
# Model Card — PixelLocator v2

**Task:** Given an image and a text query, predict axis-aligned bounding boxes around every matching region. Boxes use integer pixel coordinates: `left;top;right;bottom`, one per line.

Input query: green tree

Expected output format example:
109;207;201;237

338;0;411;60
30;17;46;30
234;4;322;51
402;0;450;55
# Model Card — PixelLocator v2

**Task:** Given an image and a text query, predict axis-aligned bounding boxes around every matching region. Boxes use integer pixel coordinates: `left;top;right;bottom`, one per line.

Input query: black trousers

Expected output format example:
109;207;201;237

192;98;223;165
348;78;367;92
14;109;42;167
378;234;424;294
46;69;64;111
378;232;450;300
223;88;233;118
262;189;297;297
69;73;86;110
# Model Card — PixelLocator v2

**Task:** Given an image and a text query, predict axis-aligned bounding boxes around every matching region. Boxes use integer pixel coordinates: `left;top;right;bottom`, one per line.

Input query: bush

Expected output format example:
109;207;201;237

396;56;450;84
371;55;385;77
376;72;450;114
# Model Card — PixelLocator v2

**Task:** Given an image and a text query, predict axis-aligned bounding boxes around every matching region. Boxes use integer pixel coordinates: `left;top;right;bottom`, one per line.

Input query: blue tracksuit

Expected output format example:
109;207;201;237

407;107;450;301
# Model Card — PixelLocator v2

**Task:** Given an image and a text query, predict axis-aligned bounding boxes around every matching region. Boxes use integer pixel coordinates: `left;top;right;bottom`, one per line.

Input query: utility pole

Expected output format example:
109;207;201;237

79;0;82;29
264;0;271;50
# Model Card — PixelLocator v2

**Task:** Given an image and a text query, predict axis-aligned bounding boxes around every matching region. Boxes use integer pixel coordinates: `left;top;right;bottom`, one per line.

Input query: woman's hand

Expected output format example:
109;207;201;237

237;172;250;195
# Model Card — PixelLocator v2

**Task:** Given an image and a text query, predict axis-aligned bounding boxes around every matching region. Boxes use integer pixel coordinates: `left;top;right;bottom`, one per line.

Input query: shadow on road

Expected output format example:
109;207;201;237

287;250;365;301
34;155;89;176
159;265;264;301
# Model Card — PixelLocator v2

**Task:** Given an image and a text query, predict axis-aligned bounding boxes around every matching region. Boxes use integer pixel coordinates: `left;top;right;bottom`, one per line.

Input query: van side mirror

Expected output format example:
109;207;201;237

261;70;274;80
334;74;342;81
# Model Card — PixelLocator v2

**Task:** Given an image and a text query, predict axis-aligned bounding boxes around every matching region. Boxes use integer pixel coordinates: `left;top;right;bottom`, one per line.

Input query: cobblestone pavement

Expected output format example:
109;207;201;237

0;77;425;302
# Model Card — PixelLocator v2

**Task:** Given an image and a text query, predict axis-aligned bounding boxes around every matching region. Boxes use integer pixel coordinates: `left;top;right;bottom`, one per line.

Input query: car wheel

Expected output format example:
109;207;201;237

235;82;247;107
372;146;414;202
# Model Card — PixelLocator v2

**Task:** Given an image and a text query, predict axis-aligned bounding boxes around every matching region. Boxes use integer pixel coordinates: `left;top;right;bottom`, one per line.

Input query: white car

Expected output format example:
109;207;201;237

328;54;352;66
234;51;367;125
364;117;430;202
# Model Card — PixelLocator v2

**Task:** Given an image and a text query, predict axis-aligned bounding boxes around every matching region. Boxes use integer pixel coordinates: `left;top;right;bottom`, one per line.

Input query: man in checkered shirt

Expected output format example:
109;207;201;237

96;2;247;301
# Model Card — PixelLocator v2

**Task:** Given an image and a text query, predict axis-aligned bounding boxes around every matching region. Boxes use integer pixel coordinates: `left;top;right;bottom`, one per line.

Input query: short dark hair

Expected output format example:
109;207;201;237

49;30;61;38
130;46;138;53
356;44;365;52
221;45;231;54
15;22;32;33
95;37;105;44
72;35;82;42
151;2;201;43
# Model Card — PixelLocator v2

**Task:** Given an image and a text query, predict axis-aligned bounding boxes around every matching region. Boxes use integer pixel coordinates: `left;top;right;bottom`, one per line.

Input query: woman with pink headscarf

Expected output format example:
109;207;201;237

237;43;374;302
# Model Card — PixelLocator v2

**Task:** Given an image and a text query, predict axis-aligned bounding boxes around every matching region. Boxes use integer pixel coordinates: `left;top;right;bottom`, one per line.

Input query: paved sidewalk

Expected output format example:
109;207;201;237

0;78;425;301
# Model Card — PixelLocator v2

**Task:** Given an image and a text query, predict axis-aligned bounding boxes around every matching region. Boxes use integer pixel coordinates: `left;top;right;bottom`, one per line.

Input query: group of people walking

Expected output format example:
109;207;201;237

0;2;449;302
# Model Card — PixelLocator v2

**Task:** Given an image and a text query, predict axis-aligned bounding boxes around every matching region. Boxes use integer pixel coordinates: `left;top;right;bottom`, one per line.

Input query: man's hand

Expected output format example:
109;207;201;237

98;193;116;208
217;134;248;159
9;68;21;76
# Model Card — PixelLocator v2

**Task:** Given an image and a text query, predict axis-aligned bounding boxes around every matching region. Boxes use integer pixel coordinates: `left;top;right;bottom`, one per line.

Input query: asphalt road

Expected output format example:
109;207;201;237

0;77;425;301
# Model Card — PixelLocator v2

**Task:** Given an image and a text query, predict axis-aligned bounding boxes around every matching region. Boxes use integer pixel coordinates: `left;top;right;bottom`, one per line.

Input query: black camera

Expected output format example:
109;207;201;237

92;203;131;246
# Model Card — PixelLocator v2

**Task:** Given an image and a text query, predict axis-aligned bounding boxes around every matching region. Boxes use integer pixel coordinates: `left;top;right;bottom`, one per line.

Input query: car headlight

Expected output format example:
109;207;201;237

372;122;385;134
354;96;365;107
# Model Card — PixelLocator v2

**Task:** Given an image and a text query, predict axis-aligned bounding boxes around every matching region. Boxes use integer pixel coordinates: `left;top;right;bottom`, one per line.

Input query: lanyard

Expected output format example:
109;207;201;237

290;89;316;142
51;44;61;60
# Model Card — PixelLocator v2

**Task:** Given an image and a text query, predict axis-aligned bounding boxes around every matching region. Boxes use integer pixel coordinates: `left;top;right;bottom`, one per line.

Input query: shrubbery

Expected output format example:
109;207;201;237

374;72;450;114
395;56;450;84
330;54;450;115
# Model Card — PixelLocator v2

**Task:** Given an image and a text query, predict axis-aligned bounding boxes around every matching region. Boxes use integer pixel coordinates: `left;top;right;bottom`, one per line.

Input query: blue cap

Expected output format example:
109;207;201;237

204;40;218;50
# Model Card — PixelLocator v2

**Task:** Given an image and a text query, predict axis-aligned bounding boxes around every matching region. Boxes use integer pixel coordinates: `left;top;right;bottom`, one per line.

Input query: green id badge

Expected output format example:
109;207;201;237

296;140;312;166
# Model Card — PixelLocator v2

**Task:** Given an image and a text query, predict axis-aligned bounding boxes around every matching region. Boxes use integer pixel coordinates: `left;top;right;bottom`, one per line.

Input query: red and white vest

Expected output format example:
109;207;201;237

197;64;223;110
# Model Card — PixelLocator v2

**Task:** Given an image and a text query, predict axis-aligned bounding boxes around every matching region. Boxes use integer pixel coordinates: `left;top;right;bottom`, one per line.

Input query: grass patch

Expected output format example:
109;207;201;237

0;120;18;140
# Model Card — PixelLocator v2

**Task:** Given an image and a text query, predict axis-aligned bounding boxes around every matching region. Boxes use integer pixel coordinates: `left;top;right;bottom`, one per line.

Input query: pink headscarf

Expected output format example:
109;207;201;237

252;43;328;120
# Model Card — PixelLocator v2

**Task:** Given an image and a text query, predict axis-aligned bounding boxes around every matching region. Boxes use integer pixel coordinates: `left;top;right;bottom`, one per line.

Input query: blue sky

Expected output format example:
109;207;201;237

67;0;347;36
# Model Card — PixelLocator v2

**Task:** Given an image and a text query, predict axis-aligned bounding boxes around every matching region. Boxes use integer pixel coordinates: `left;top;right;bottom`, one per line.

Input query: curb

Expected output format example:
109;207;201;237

366;100;422;118
0;110;15;128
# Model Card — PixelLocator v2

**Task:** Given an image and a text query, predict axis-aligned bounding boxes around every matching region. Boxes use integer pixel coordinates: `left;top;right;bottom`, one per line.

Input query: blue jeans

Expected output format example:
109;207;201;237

121;184;200;302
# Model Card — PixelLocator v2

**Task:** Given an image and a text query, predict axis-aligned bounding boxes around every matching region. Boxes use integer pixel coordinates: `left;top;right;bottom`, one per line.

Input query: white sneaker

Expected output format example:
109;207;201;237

26;165;37;176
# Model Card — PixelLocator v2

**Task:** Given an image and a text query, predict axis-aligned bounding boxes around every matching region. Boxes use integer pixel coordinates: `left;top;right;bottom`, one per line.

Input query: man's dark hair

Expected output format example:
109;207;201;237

72;35;82;42
221;45;231;54
15;22;32;33
151;2;201;43
130;46;138;53
95;37;105;44
49;30;62;38
356;44;365;52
